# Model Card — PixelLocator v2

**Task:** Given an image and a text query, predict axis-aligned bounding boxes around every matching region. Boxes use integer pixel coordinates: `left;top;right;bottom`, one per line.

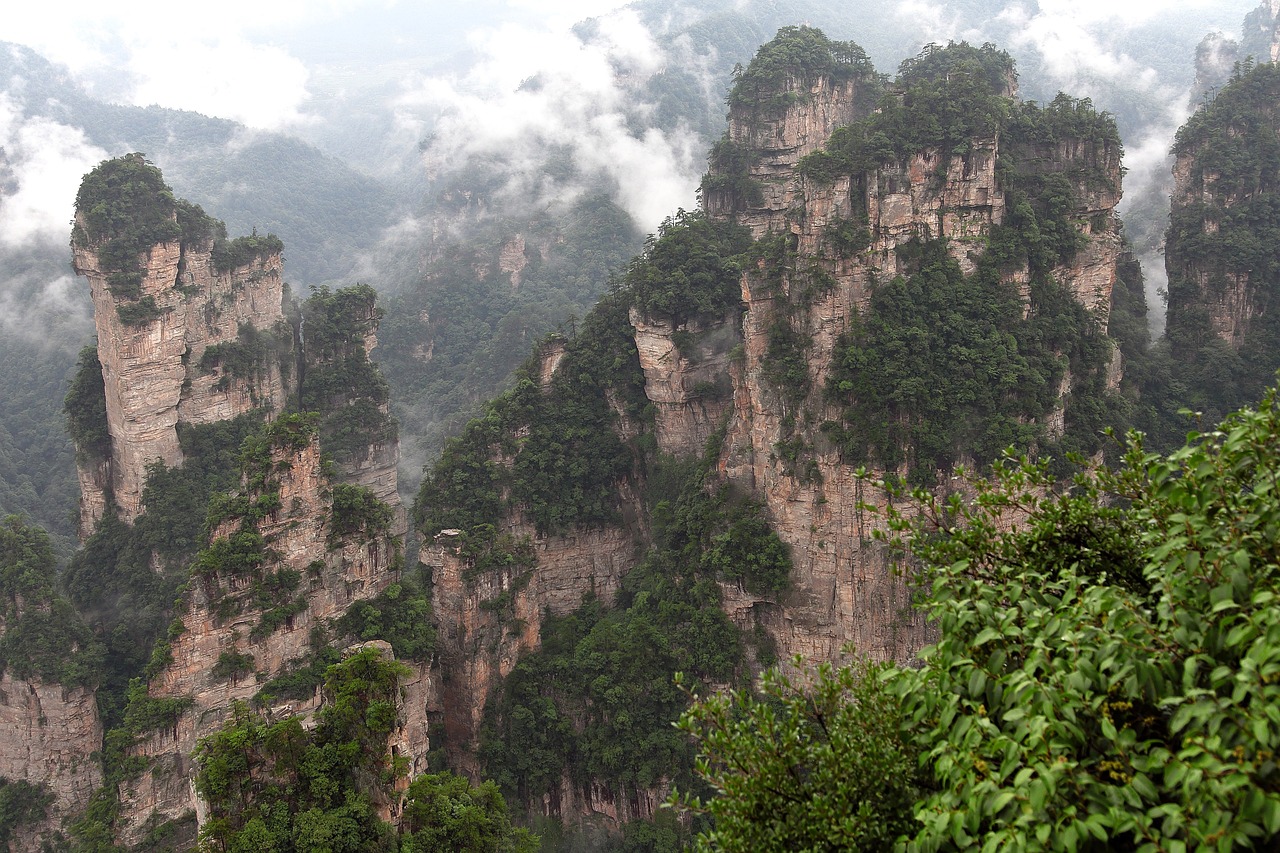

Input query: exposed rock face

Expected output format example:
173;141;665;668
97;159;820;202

74;455;112;541
424;522;637;780
688;66;1126;663
115;433;403;846
704;73;872;240
1170;150;1264;349
306;287;407;539
1241;0;1280;63
630;309;738;456
0;674;102;852
72;231;287;531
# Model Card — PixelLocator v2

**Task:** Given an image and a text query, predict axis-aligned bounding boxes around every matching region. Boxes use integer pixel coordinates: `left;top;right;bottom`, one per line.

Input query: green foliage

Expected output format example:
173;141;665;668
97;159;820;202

760;319;811;405
255;628;341;706
298;285;397;463
727;26;876;113
399;771;538;853
122;678;193;735
213;650;256;681
799;42;1014;183
336;579;436;663
699;139;764;210
194;647;411;853
199;322;293;392
328;485;393;546
64;411;261;729
63;346;111;461
675;660;920;852
916;384;1280;847
626;211;752;323
0;516;103;688
479;461;785;809
681;382;1280;849
377;192;641;489
72;153;181;298
116;296;162;326
211;231;284;274
0;777;53;847
415;289;646;539
1165;62;1280;422
824;189;1120;484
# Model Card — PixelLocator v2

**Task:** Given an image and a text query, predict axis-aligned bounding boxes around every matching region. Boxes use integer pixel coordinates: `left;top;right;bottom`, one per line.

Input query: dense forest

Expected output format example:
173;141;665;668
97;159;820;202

1;3;1280;851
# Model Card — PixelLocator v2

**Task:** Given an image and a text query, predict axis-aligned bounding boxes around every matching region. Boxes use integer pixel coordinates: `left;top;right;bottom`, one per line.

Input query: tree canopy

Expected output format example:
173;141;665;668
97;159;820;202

681;380;1280;850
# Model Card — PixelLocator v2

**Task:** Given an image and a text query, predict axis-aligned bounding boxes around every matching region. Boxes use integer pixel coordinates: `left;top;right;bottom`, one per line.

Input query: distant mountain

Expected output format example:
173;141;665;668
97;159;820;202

0;43;404;551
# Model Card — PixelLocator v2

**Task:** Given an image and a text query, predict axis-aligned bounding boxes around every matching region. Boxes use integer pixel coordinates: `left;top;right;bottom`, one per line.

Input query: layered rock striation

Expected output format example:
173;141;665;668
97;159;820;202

1164;60;1280;418
413;34;1132;833
654;41;1128;662
71;157;289;536
114;419;406;846
0;674;102;852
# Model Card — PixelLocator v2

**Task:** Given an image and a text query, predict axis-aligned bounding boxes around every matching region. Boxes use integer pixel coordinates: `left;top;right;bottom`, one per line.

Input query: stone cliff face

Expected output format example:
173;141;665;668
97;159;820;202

0;674;102;852
72;229;288;534
630;309;738;456
1241;0;1280;63
306;295;407;537
1170;149;1265;349
654;63;1126;663
704;73;872;239
415;45;1130;837
425;515;638;781
114;431;406;846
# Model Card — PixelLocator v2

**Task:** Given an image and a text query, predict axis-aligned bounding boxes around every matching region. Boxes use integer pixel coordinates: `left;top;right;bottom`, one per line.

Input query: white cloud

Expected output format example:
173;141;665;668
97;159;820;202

0;94;110;248
402;6;701;229
996;4;1167;96
0;0;367;129
125;39;313;131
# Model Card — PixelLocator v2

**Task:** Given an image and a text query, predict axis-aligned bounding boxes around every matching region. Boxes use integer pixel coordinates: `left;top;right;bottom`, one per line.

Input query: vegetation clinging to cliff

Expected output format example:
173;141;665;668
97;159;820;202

727;25;877;112
626;211;752;324
299;284;398;464
683;383;1280;849
72;154;181;299
63;346;110;463
479;460;786;810
798;42;1016;183
0;516;103;688
1164;61;1280;422
811;47;1125;484
415;287;645;540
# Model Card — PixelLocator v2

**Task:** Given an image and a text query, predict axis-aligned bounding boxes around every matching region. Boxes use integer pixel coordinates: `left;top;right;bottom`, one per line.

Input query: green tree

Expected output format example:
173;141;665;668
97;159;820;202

680;382;1280;850
400;771;538;853
675;659;920;852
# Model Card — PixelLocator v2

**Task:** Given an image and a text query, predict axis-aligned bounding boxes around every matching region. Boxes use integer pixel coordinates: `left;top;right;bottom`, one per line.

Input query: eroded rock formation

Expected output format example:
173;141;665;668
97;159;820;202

114;425;407;846
71;221;288;535
0;675;102;852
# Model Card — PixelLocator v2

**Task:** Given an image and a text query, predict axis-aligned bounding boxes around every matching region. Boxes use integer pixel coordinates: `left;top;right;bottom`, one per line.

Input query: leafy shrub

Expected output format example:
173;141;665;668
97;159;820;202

690;384;1280;849
328;484;393;546
63;346;111;461
626;211;752;324
0;516;103;688
116;296;162;326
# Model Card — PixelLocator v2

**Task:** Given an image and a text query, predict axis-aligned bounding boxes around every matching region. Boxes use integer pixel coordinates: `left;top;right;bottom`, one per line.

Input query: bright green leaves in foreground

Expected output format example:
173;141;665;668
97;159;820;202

676;660;920;853
681;383;1280;850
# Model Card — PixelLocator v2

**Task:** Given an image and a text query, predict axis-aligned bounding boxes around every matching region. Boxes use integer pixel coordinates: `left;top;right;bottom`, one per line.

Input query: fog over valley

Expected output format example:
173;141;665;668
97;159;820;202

2;2;1280;849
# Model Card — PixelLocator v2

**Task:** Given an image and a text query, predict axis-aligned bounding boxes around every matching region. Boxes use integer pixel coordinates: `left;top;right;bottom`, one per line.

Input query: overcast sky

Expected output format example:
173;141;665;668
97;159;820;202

3;0;1252;130
4;1;635;130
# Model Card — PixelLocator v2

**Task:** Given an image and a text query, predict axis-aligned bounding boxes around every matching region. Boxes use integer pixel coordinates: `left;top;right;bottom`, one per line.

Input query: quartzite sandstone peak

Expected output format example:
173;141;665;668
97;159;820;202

415;34;1129;829
71;156;290;536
